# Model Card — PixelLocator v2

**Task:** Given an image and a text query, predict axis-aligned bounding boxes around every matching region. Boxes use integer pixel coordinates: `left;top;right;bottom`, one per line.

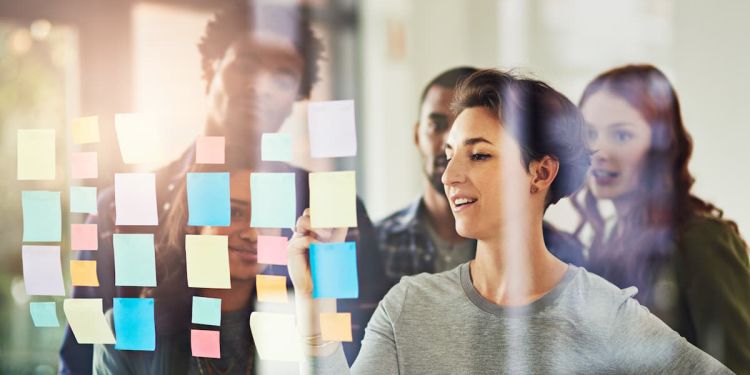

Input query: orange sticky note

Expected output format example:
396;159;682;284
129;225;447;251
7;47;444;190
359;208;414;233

71;224;98;250
195;136;225;164
71;152;98;179
319;312;352;342
71;116;100;144
257;236;288;265
256;275;288;303
70;260;99;286
191;329;220;358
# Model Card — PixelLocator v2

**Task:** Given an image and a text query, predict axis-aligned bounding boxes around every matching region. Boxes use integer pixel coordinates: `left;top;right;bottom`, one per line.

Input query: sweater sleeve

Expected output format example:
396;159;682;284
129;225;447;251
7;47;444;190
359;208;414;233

92;310;134;375
678;218;750;374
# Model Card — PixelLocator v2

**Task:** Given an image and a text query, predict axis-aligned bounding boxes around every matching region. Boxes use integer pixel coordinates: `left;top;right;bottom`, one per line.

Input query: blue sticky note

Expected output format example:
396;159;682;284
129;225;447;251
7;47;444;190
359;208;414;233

310;242;358;299
22;191;61;242
250;173;296;228
192;296;221;326
30;302;60;327
113;298;155;351
70;186;97;214
187;173;230;226
261;133;292;161
113;234;157;287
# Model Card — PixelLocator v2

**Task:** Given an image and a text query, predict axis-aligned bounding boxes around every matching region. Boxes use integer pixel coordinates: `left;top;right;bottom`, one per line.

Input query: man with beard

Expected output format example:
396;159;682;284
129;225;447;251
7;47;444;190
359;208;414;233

376;67;583;285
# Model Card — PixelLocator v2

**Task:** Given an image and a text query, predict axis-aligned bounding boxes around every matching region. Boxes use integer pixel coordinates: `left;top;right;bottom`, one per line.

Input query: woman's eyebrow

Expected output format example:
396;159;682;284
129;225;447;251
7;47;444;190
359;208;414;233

464;137;493;146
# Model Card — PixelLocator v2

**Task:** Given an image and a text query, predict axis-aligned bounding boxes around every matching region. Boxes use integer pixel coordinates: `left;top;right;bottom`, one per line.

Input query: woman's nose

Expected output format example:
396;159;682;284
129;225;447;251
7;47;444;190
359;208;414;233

441;157;465;186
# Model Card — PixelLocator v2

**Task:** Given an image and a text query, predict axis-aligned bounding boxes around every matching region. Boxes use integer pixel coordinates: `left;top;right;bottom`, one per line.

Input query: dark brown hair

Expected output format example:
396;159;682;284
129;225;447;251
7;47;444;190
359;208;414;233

451;69;591;207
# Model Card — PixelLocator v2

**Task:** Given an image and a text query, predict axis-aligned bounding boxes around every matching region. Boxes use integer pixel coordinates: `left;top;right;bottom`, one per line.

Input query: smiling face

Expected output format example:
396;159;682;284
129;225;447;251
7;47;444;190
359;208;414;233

196;170;281;282
442;107;533;240
581;90;652;201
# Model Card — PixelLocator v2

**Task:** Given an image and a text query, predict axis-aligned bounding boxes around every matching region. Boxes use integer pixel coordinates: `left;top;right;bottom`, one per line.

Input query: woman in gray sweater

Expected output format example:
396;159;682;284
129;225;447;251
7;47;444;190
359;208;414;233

287;69;732;374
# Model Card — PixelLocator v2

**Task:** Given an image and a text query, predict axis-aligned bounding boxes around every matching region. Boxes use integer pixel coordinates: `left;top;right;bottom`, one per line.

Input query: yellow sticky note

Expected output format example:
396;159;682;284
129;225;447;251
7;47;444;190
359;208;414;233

71;116;100;144
309;171;357;228
256;275;288;303
70;260;99;287
320;312;352;342
17;129;55;180
249;312;302;362
185;235;230;289
63;298;116;344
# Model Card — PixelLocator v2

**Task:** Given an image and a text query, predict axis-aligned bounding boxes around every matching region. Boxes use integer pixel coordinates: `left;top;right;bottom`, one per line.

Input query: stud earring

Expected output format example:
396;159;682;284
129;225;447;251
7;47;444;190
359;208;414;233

530;186;539;193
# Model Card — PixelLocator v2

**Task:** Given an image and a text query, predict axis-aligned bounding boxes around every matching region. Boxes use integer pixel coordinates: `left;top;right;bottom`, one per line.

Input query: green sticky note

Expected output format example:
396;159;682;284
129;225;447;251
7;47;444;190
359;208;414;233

22;191;61;242
70;186;97;214
250;173;296;228
192;296;221;326
261;133;292;161
30;302;60;327
113;234;157;287
17;129;55;180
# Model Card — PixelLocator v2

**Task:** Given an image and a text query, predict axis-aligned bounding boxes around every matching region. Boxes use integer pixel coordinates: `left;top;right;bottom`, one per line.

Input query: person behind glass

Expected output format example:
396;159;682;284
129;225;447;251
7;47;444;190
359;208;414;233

376;67;583;286
93;165;277;374
60;1;385;372
574;64;750;373
287;69;731;373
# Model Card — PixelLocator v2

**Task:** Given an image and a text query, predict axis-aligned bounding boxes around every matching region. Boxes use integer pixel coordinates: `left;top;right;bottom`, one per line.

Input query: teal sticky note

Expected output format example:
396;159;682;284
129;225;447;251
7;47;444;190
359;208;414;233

310;242;358;299
70;186;97;214
261;133;292;161
22;191;61;242
113;234;157;287
192;296;221;326
30;302;60;327
250;173;296;228
187;173;230;226
113;298;155;351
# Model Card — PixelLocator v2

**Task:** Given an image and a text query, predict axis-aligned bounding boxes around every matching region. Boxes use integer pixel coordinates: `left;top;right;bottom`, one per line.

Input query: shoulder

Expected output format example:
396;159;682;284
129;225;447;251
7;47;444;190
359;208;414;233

379;266;463;320
678;213;748;266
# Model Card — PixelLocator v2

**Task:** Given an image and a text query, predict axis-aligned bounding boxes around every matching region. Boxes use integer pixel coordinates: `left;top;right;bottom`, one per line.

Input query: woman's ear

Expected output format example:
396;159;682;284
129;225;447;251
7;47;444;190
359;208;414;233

529;155;560;193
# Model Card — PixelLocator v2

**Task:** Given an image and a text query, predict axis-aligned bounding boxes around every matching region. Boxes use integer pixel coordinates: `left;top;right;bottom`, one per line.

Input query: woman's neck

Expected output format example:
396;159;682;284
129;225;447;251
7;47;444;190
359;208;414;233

471;220;568;306
199;279;255;312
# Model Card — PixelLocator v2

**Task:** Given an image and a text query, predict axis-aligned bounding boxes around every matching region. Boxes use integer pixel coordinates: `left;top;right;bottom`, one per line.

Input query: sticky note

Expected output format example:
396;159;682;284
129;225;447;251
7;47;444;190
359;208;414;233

256;275;288;303
187;173;230;226
113;234;157;287
70;186;97;214
71;224;98;250
22;191;61;242
250;173;296;228
261;133;292;161
192;296;221;326
320;312;352;342
249;312;302;362
70;260;99;287
308;100;357;158
114;173;158;226
258;235;288;265
63;298;115;344
196;136;225;164
71;152;98;179
30;302;60;327
22;245;65;296
309;171;357;228
17;129;55;180
310;242;358;299
114;298;155;351
71;116;99;144
191;329;220;358
185;235;230;289
115;113;162;164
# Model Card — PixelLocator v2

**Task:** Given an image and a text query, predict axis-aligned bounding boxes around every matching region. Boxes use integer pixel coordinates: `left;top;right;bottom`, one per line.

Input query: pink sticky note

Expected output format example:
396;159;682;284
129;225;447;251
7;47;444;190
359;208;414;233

191;329;220;358
258;236;288;265
195;136;225;164
71;224;98;250
71;152;98;179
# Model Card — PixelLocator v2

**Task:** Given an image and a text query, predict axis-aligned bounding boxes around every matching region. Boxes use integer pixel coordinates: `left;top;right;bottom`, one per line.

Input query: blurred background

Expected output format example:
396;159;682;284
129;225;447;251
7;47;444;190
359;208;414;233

1;0;749;372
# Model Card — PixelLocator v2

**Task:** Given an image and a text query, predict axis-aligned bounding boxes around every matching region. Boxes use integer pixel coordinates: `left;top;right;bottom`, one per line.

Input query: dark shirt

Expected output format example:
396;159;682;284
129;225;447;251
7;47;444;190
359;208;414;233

375;198;585;287
59;146;387;374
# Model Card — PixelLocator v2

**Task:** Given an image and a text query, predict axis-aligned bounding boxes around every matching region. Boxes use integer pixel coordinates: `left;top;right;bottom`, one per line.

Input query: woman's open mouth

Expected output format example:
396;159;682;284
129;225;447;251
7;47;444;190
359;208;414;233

451;197;478;212
591;169;619;186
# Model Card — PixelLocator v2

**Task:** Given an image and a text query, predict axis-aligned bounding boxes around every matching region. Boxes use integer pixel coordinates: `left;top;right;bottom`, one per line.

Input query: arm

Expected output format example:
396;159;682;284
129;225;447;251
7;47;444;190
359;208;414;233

92;310;133;375
678;220;750;373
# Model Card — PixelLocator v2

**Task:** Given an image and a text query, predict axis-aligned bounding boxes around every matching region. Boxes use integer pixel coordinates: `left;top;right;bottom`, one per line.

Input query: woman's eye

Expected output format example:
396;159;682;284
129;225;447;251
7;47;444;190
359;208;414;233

613;130;634;143
471;153;491;161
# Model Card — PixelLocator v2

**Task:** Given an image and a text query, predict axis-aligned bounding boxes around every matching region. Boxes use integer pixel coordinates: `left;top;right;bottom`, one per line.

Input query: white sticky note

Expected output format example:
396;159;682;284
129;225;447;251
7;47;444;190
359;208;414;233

114;173;158;226
22;245;65;296
114;113;162;164
249;312;302;362
63;298;116;344
261;133;292;161
17;129;55;180
308;100;357;158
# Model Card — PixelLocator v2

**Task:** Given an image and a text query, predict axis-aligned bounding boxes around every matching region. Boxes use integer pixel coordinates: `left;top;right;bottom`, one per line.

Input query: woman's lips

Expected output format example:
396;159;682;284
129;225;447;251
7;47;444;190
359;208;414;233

230;246;257;262
591;169;619;187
